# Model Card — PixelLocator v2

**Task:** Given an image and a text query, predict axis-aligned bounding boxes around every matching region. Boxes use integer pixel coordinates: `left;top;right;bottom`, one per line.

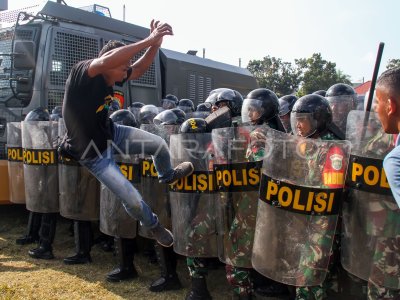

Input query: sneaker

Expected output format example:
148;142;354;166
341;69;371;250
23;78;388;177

160;162;194;185
149;223;174;248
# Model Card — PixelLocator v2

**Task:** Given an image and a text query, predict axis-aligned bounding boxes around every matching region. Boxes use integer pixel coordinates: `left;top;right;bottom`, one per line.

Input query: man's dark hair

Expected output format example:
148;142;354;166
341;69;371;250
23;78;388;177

98;40;126;57
377;66;400;97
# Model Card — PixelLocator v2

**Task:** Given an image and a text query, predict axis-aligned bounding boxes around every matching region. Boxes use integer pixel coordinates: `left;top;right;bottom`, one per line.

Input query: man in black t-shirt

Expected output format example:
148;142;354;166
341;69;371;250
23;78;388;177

60;20;193;248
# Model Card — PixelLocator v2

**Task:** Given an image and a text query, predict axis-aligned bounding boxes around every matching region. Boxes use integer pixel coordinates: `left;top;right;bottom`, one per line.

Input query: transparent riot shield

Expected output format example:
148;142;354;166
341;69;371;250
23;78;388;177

58;119;100;220
252;129;351;287
212;126;265;268
169;132;218;257
99;154;140;239
6;122;25;203
342;110;400;289
21;120;59;213
138;124;179;239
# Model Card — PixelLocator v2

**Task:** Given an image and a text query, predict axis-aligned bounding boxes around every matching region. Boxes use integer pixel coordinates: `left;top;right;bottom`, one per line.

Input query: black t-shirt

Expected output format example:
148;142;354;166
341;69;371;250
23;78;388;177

62;60;114;160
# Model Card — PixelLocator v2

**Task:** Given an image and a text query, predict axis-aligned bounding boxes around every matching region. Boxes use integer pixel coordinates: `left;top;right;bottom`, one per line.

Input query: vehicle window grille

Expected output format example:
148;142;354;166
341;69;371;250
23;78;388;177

0;5;39;25
15;29;33;40
130;49;156;86
205;77;212;100
47;90;64;112
197;76;204;103
188;74;196;101
50;30;99;87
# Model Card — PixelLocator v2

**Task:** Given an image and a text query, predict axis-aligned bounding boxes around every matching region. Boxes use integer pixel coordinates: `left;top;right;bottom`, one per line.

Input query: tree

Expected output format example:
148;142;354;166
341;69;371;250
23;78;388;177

387;59;400;69
295;53;352;96
247;56;301;97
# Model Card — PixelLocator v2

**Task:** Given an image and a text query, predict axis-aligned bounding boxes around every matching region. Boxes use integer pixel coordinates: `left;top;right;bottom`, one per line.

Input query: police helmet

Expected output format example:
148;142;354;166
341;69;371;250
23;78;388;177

325;83;357;107
153;110;179;126
278;95;298;116
170;108;187;125
242;88;279;124
179;118;208;134
177;99;195;113
312;90;326;97
110;109;138;127
204;88;229;107
25;107;50;121
51;106;62;117
161;94;179;110
139;104;159;124
215;89;243;117
130;101;145;109
290;94;332;137
325;83;357;129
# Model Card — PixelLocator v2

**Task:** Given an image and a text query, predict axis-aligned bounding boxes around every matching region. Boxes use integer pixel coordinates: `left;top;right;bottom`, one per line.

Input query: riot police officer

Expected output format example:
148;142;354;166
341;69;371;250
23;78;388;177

178;98;195;114
278;95;298;133
325;83;358;134
290;94;347;299
160;94;179;110
22;107;59;260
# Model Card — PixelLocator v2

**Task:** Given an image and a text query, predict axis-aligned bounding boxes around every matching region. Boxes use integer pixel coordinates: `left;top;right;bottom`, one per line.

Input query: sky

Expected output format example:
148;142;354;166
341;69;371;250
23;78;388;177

8;0;400;83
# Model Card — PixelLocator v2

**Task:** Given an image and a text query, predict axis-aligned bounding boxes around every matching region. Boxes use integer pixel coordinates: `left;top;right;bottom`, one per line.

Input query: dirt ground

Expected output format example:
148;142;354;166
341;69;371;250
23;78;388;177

0;204;234;300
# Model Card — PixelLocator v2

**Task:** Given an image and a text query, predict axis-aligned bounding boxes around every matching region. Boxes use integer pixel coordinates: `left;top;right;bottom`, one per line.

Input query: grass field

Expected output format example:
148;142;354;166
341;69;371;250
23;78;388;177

0;204;233;300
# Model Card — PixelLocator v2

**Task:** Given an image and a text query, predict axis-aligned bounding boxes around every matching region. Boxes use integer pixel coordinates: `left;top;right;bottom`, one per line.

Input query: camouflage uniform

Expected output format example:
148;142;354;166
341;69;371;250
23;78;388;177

363;130;400;299
296;131;344;300
223;127;265;297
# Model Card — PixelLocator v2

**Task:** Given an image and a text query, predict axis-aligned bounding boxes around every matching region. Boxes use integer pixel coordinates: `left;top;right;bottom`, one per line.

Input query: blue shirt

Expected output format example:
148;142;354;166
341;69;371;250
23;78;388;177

383;136;400;207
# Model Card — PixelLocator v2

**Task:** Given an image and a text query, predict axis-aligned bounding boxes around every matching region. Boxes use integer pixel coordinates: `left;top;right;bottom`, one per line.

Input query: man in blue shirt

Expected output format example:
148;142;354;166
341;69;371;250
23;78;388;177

376;66;400;207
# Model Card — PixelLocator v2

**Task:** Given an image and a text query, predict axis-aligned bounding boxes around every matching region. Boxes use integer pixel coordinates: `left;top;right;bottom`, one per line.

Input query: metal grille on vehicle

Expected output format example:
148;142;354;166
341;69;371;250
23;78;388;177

48;30;100;111
130;49;156;87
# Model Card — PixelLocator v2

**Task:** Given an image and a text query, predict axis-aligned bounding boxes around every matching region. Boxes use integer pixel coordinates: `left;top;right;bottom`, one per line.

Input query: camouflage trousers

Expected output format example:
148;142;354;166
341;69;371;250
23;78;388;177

225;264;253;296
295;217;340;300
187;257;209;279
368;282;400;300
367;235;400;300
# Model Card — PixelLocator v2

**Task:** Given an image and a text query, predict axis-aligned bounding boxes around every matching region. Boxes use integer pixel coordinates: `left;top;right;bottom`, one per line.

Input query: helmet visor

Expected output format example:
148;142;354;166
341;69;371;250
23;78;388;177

326;95;354;127
291;112;317;137
241;99;265;124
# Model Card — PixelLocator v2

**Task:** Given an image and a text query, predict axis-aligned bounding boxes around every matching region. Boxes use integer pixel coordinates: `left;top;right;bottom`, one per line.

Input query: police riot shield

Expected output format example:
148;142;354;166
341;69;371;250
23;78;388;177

252;129;351;286
99;154;140;239
138;124;179;238
169;132;218;257
58;119;100;221
21;120;59;213
6;122;25;203
212;126;264;268
342;110;400;289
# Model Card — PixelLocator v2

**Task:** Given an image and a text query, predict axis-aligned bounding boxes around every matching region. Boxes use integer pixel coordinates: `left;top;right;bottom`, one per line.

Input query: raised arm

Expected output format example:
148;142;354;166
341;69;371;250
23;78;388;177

88;20;173;78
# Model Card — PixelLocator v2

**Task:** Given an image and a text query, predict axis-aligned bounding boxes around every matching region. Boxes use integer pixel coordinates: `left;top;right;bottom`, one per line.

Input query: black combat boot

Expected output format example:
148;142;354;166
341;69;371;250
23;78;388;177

106;237;138;282
28;212;57;259
231;293;253;300
185;277;212;300
16;211;42;245
149;243;182;292
63;220;92;265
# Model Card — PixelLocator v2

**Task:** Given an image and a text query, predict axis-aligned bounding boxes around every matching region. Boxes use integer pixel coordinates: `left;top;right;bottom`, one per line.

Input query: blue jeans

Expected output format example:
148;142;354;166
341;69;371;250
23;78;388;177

79;124;175;228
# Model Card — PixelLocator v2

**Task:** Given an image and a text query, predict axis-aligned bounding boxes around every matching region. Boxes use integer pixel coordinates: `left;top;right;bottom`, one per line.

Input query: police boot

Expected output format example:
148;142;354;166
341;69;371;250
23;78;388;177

149;243;182;292
255;281;289;297
64;220;92;265
231;293;253;300
16;211;42;245
185;277;212;300
106;237;138;282
28;212;57;259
